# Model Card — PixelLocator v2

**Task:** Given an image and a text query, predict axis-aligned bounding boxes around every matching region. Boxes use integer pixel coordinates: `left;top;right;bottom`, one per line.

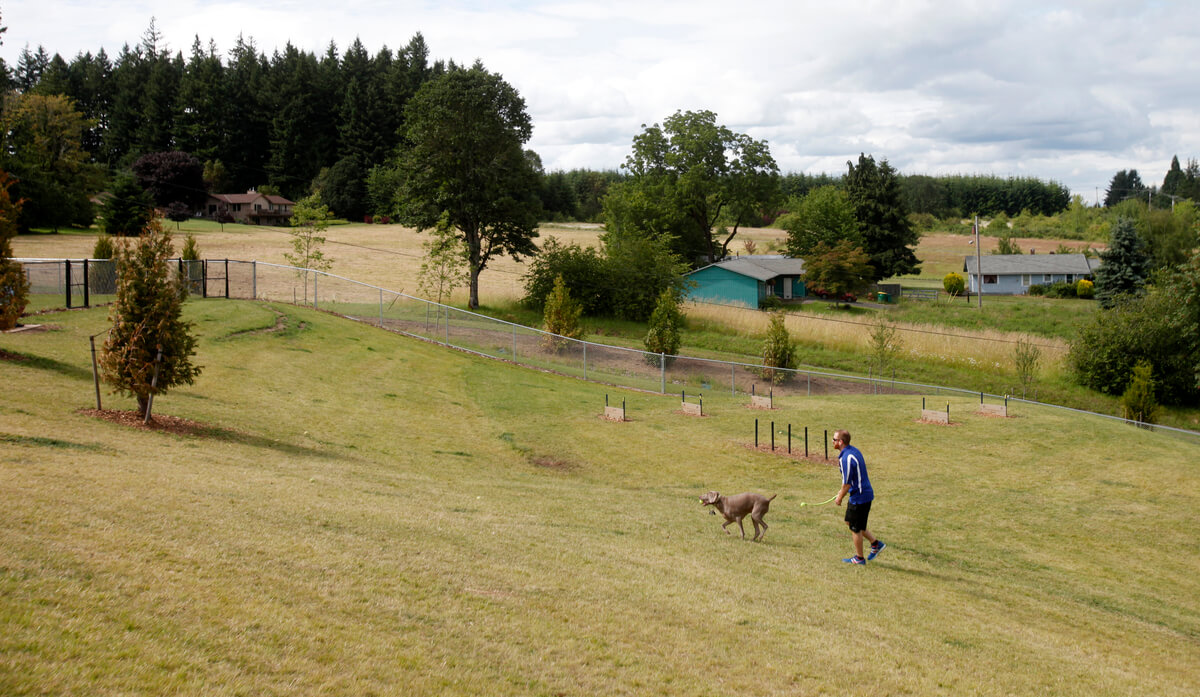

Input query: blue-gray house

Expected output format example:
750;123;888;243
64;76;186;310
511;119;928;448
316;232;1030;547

685;255;807;307
963;253;1100;295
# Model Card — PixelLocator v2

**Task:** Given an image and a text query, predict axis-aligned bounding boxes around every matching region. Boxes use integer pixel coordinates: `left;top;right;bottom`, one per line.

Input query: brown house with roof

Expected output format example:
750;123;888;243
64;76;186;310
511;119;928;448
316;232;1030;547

205;190;295;225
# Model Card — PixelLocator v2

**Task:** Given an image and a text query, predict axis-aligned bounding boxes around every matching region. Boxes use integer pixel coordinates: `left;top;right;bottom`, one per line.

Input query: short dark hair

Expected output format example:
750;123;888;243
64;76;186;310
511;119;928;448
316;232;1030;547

834;429;851;445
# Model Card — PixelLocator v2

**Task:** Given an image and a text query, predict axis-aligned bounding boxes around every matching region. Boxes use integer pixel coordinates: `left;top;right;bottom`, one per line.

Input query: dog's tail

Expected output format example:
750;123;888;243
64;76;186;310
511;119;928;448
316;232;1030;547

768;494;777;502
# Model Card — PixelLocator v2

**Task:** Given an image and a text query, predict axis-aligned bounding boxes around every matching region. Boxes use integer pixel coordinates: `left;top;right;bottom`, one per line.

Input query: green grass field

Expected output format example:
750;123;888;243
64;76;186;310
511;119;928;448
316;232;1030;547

2;300;1198;696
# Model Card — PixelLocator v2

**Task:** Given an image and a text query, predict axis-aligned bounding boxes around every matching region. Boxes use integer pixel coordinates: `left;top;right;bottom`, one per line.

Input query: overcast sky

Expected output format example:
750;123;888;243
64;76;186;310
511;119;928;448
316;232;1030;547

4;1;1198;201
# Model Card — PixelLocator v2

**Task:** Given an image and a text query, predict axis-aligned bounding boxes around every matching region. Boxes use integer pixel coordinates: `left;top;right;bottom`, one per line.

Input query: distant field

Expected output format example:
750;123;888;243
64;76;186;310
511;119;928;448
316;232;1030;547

2;301;1197;696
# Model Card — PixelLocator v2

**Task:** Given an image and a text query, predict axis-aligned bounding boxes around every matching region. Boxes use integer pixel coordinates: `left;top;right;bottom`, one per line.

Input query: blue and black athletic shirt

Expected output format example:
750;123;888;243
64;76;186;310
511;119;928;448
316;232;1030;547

839;445;874;505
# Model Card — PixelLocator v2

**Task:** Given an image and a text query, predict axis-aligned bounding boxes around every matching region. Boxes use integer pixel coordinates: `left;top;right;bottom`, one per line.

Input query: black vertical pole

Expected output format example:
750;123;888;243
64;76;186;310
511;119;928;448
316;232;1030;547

225;259;230;298
755;419;759;448
202;260;208;298
89;335;102;410
824;430;828;461
82;259;89;308
700;395;703;416
805;427;809;457
787;424;791;454
606;394;609;407
65;260;72;308
770;421;775;451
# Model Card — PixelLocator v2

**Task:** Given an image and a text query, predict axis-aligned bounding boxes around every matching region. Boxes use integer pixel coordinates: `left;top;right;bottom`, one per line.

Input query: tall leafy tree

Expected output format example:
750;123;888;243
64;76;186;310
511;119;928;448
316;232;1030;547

801;239;875;306
266;44;332;198
396;63;541;309
0;93;100;230
100;218;202;417
780;185;860;259
1093;217;1151;308
844;153;920;282
604;110;779;264
132;151;207;209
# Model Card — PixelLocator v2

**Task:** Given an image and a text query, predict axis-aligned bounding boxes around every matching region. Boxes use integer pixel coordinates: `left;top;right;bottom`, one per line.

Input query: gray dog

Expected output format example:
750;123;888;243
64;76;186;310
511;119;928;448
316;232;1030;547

699;491;776;541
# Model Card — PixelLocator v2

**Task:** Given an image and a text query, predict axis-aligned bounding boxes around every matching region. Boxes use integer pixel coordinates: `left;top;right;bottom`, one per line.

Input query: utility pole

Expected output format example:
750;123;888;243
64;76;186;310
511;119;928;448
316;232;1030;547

975;215;983;309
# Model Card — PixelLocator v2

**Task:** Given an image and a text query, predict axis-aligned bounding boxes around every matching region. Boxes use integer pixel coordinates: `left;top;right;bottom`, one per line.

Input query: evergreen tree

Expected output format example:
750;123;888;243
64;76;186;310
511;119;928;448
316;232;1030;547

101;174;154;236
844;153;921;281
100;218;202;417
643;288;683;362
175;38;225;163
760;311;798;384
1105;169;1146;207
1120;362;1159;425
267;44;329;199
542;274;583;352
0;171;30;330
223;36;271;192
1094;218;1151;308
1162;155;1184;196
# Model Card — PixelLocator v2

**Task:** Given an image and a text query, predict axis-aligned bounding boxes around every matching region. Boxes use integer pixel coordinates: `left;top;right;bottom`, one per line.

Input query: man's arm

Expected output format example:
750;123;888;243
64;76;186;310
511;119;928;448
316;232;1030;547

835;483;851;506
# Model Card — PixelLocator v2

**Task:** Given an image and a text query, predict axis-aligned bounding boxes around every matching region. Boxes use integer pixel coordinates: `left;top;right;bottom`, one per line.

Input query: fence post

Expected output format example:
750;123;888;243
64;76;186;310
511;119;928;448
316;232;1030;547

202;260;208;298
314;272;318;309
82;259;90;307
660;353;665;394
224;259;230;298
252;260;257;299
379;289;384;327
89;334;102;410
65;260;72;308
583;343;588;381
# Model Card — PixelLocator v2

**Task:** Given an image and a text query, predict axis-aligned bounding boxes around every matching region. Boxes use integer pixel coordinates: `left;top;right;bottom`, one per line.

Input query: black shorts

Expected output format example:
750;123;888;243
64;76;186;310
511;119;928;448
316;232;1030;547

844;501;872;533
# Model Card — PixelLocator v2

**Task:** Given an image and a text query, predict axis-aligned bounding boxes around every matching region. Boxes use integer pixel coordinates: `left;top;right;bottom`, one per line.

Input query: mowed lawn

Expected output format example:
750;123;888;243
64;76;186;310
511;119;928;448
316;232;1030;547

2;300;1198;696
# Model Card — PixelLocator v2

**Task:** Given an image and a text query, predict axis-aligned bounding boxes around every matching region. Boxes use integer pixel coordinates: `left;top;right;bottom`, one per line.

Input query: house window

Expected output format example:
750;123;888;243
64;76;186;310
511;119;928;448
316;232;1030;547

1066;274;1074;283
1021;274;1031;286
231;203;242;212
983;275;998;284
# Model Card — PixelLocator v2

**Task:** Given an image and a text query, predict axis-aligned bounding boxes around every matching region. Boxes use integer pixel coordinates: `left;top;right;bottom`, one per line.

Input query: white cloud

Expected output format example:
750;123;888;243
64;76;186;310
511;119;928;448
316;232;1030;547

4;0;1199;195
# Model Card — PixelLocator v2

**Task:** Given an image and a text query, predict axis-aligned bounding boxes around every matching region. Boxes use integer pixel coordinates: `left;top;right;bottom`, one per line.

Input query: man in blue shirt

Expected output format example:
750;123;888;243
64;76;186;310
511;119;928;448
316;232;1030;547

834;429;884;564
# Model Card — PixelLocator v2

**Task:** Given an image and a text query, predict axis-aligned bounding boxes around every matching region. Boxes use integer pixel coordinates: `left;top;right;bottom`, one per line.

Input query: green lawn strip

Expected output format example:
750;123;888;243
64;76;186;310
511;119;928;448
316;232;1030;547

2;301;1198;696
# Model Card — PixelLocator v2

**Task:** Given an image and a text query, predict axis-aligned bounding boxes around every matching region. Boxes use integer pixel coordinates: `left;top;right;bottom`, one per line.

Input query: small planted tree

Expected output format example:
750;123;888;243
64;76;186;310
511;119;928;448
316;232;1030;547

1120;361;1159;426
417;211;469;306
180;233;202;295
760;311;798;384
868;315;901;379
89;232;117;295
542;274;583;352
100;218;202;418
285;194;334;303
0;171;30;330
943;272;965;297
214;206;234;231
1012;337;1042;399
801;240;874;307
165;201;191;229
644;288;683;365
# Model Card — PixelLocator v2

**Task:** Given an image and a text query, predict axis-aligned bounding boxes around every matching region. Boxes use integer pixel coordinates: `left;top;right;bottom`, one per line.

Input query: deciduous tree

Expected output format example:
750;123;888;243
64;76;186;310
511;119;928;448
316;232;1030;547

396;63;541;309
801;240;874;307
133;151;207;210
603;110;779;265
780;186;860;259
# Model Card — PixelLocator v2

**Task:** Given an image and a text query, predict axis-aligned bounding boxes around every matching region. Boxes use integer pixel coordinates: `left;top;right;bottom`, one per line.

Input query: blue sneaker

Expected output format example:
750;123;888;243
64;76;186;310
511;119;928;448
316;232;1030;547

842;555;866;564
868;541;886;561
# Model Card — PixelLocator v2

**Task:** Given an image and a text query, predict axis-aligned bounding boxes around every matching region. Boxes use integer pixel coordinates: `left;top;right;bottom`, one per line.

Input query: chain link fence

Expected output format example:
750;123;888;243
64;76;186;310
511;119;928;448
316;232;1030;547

15;258;1200;442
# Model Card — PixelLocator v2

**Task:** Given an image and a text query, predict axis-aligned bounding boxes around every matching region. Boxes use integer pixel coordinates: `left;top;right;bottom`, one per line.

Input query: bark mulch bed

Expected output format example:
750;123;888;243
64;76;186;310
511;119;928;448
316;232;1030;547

78;408;215;436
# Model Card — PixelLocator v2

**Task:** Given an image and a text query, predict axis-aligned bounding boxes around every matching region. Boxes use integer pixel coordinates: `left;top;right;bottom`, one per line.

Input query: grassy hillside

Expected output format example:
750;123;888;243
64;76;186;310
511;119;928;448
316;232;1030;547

2;300;1198;696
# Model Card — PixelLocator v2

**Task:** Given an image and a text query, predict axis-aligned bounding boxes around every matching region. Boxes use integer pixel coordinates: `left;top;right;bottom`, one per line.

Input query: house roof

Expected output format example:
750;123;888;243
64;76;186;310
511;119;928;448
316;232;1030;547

963;253;1099;275
209;192;295;206
687;255;806;282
